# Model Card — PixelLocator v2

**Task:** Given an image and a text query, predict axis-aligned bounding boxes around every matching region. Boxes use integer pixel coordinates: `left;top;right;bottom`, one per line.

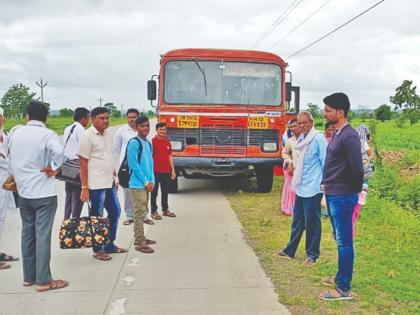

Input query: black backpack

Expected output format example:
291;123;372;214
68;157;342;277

118;137;152;188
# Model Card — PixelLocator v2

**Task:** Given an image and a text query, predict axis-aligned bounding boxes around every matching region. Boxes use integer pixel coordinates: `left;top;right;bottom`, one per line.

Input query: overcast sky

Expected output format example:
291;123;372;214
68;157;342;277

0;0;419;112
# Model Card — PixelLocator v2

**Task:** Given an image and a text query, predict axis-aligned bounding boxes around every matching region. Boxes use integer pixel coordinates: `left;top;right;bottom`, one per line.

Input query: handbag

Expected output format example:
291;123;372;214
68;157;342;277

56;124;81;185
59;205;110;249
2;175;17;192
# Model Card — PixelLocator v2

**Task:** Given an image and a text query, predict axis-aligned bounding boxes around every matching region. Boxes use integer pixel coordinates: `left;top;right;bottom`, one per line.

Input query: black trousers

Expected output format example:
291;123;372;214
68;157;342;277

150;172;171;213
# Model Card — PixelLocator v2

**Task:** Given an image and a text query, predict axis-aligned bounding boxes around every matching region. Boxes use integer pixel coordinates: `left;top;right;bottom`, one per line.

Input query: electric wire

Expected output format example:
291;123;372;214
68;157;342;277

286;0;385;59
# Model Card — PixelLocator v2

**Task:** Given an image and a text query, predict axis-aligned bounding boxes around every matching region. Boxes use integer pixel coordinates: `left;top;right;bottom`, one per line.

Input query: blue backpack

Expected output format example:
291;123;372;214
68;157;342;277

118;137;152;188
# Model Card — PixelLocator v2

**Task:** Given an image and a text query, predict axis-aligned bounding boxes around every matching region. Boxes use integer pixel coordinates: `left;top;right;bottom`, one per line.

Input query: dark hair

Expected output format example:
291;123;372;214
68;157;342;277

156;122;167;129
26;101;48;122
323;92;351;117
135;115;149;126
126;108;139;116
288;118;297;125
325;121;333;130
73;107;90;122
90;107;109;118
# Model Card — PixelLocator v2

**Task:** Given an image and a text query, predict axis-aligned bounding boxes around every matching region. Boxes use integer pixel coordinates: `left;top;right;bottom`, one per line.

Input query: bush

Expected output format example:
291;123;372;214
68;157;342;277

369;166;400;200
397;177;420;211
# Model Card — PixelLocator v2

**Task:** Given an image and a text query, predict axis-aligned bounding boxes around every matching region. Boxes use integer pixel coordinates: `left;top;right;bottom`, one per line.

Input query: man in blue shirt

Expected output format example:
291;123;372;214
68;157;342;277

277;111;327;266
127;116;156;254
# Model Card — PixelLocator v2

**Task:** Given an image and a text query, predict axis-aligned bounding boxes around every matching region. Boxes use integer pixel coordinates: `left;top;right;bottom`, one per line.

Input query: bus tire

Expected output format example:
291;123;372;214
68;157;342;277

256;166;274;193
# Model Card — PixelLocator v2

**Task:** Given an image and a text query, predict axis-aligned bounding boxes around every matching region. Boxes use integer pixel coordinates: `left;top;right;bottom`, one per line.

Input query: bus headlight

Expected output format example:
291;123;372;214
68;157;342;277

262;142;277;152
171;141;183;151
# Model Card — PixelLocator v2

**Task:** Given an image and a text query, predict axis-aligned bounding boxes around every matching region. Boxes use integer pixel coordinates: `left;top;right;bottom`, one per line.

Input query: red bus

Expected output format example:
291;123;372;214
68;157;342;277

147;48;300;193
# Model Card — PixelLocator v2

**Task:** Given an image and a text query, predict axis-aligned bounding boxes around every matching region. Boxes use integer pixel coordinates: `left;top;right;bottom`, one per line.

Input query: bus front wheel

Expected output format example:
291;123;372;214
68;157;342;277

255;166;274;193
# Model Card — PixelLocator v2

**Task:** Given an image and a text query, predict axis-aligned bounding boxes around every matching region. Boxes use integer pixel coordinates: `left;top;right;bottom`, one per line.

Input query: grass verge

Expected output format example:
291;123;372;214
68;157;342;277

225;177;420;315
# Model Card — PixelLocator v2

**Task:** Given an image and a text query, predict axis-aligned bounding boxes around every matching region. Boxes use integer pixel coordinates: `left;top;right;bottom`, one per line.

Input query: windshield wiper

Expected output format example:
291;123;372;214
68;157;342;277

193;59;208;97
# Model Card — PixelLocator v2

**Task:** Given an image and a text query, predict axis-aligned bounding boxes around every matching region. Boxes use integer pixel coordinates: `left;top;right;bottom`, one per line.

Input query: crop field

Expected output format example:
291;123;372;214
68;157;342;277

226;119;419;315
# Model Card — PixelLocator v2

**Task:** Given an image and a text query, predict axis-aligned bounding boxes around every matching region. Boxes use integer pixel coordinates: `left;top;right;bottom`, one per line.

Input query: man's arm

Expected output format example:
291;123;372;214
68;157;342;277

79;157;89;202
113;128;123;155
317;134;328;170
169;155;176;179
344;135;364;190
127;140;148;187
46;132;65;170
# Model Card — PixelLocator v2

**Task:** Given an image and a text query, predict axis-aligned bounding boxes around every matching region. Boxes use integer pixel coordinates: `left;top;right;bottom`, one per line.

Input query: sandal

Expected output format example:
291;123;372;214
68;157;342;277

303;258;316;266
105;247;128;254
23;281;34;286
144;218;155;225
0;262;11;270
151;213;162;220
0;252;19;262
123;219;134;225
135;246;154;254
146;239;156;245
162;210;176;217
93;251;112;261
319;288;353;301
321;276;336;287
36;279;69;292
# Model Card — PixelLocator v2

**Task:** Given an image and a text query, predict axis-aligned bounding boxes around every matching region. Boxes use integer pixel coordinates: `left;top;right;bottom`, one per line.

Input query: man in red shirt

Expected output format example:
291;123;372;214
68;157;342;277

151;122;176;220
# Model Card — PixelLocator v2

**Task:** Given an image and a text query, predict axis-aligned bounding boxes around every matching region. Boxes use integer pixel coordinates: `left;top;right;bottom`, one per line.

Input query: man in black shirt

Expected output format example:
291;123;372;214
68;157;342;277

320;92;363;301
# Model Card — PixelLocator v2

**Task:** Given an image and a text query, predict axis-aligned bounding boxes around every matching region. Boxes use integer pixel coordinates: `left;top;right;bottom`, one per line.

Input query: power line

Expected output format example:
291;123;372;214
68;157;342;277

287;0;385;59
269;0;331;51
251;0;305;49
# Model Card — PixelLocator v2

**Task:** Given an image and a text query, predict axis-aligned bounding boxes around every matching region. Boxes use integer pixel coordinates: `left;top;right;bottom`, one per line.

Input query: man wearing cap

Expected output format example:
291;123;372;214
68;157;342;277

0;108;19;270
320;92;364;301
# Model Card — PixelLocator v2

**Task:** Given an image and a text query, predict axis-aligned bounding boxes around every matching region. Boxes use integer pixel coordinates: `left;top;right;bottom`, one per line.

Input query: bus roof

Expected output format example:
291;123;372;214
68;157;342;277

162;48;287;66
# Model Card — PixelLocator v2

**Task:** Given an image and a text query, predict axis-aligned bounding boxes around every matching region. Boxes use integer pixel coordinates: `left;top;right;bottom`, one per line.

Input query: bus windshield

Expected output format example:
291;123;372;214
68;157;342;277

164;60;282;106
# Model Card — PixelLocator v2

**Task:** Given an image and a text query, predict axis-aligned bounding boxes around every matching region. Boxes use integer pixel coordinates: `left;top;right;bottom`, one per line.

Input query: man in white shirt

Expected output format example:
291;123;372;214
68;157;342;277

62;107;90;219
78;107;126;261
8;101;68;292
113;108;139;225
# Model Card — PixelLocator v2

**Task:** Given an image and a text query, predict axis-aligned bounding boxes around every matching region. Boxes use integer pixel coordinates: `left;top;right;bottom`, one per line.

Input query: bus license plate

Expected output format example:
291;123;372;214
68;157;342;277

177;115;199;128
248;116;268;129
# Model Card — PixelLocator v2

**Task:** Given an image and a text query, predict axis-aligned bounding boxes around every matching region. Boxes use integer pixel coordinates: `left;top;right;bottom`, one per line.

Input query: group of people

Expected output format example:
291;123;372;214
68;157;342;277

278;92;368;301
0;101;176;292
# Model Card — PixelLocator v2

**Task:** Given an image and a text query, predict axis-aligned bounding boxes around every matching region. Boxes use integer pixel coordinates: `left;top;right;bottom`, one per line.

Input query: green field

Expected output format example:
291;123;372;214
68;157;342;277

226;119;420;314
4;116;127;135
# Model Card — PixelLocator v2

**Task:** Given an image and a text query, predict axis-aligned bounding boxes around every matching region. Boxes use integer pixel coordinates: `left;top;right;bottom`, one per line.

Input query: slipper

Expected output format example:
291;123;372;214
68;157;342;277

151;213;162;220
144;218;155;225
106;247;128;254
0;253;19;262
36;279;69;292
93;251;112;261
321;276;336;287
146;239;156;245
162;211;176;217
319;289;353;301
135;246;154;254
303;258;316;266
123;219;134;225
23;281;34;286
0;262;11;270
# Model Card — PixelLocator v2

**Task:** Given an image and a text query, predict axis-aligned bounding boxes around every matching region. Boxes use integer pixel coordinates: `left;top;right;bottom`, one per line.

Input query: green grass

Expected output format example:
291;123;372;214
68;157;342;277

4;116;127;135
225;177;420;314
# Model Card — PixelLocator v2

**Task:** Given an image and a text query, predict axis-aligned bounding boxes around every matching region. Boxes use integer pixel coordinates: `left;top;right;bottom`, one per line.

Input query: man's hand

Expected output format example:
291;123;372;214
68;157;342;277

114;182;119;191
288;166;294;176
146;183;154;192
171;170;176;180
41;166;58;177
80;187;89;202
0;153;5;159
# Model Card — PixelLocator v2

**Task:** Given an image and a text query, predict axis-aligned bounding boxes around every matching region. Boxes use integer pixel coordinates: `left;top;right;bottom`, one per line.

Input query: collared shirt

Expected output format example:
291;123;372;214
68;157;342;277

152;135;172;173
77;126;115;190
113;124;138;167
63;122;85;160
8;120;65;199
295;132;327;198
127;137;154;189
282;136;299;167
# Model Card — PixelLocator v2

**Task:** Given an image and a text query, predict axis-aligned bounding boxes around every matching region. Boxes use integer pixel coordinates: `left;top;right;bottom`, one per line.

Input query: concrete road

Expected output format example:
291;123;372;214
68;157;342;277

0;125;289;315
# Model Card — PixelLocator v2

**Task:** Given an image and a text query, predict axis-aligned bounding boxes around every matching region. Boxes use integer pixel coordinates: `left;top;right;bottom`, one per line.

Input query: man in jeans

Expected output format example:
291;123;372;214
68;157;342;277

277;111;327;266
78;107;126;261
320;92;363;300
8;101;68;292
113;108;139;225
127;116;156;254
150;122;176;220
63;107;90;219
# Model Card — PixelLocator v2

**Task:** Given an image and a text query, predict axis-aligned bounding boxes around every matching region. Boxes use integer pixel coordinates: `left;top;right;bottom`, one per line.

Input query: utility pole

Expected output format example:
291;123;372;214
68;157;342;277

97;97;103;107
36;78;48;103
120;104;125;116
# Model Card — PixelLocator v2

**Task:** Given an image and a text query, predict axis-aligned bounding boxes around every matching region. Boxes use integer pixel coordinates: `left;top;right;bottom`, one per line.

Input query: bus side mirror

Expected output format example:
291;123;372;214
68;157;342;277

291;86;300;113
147;80;157;101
